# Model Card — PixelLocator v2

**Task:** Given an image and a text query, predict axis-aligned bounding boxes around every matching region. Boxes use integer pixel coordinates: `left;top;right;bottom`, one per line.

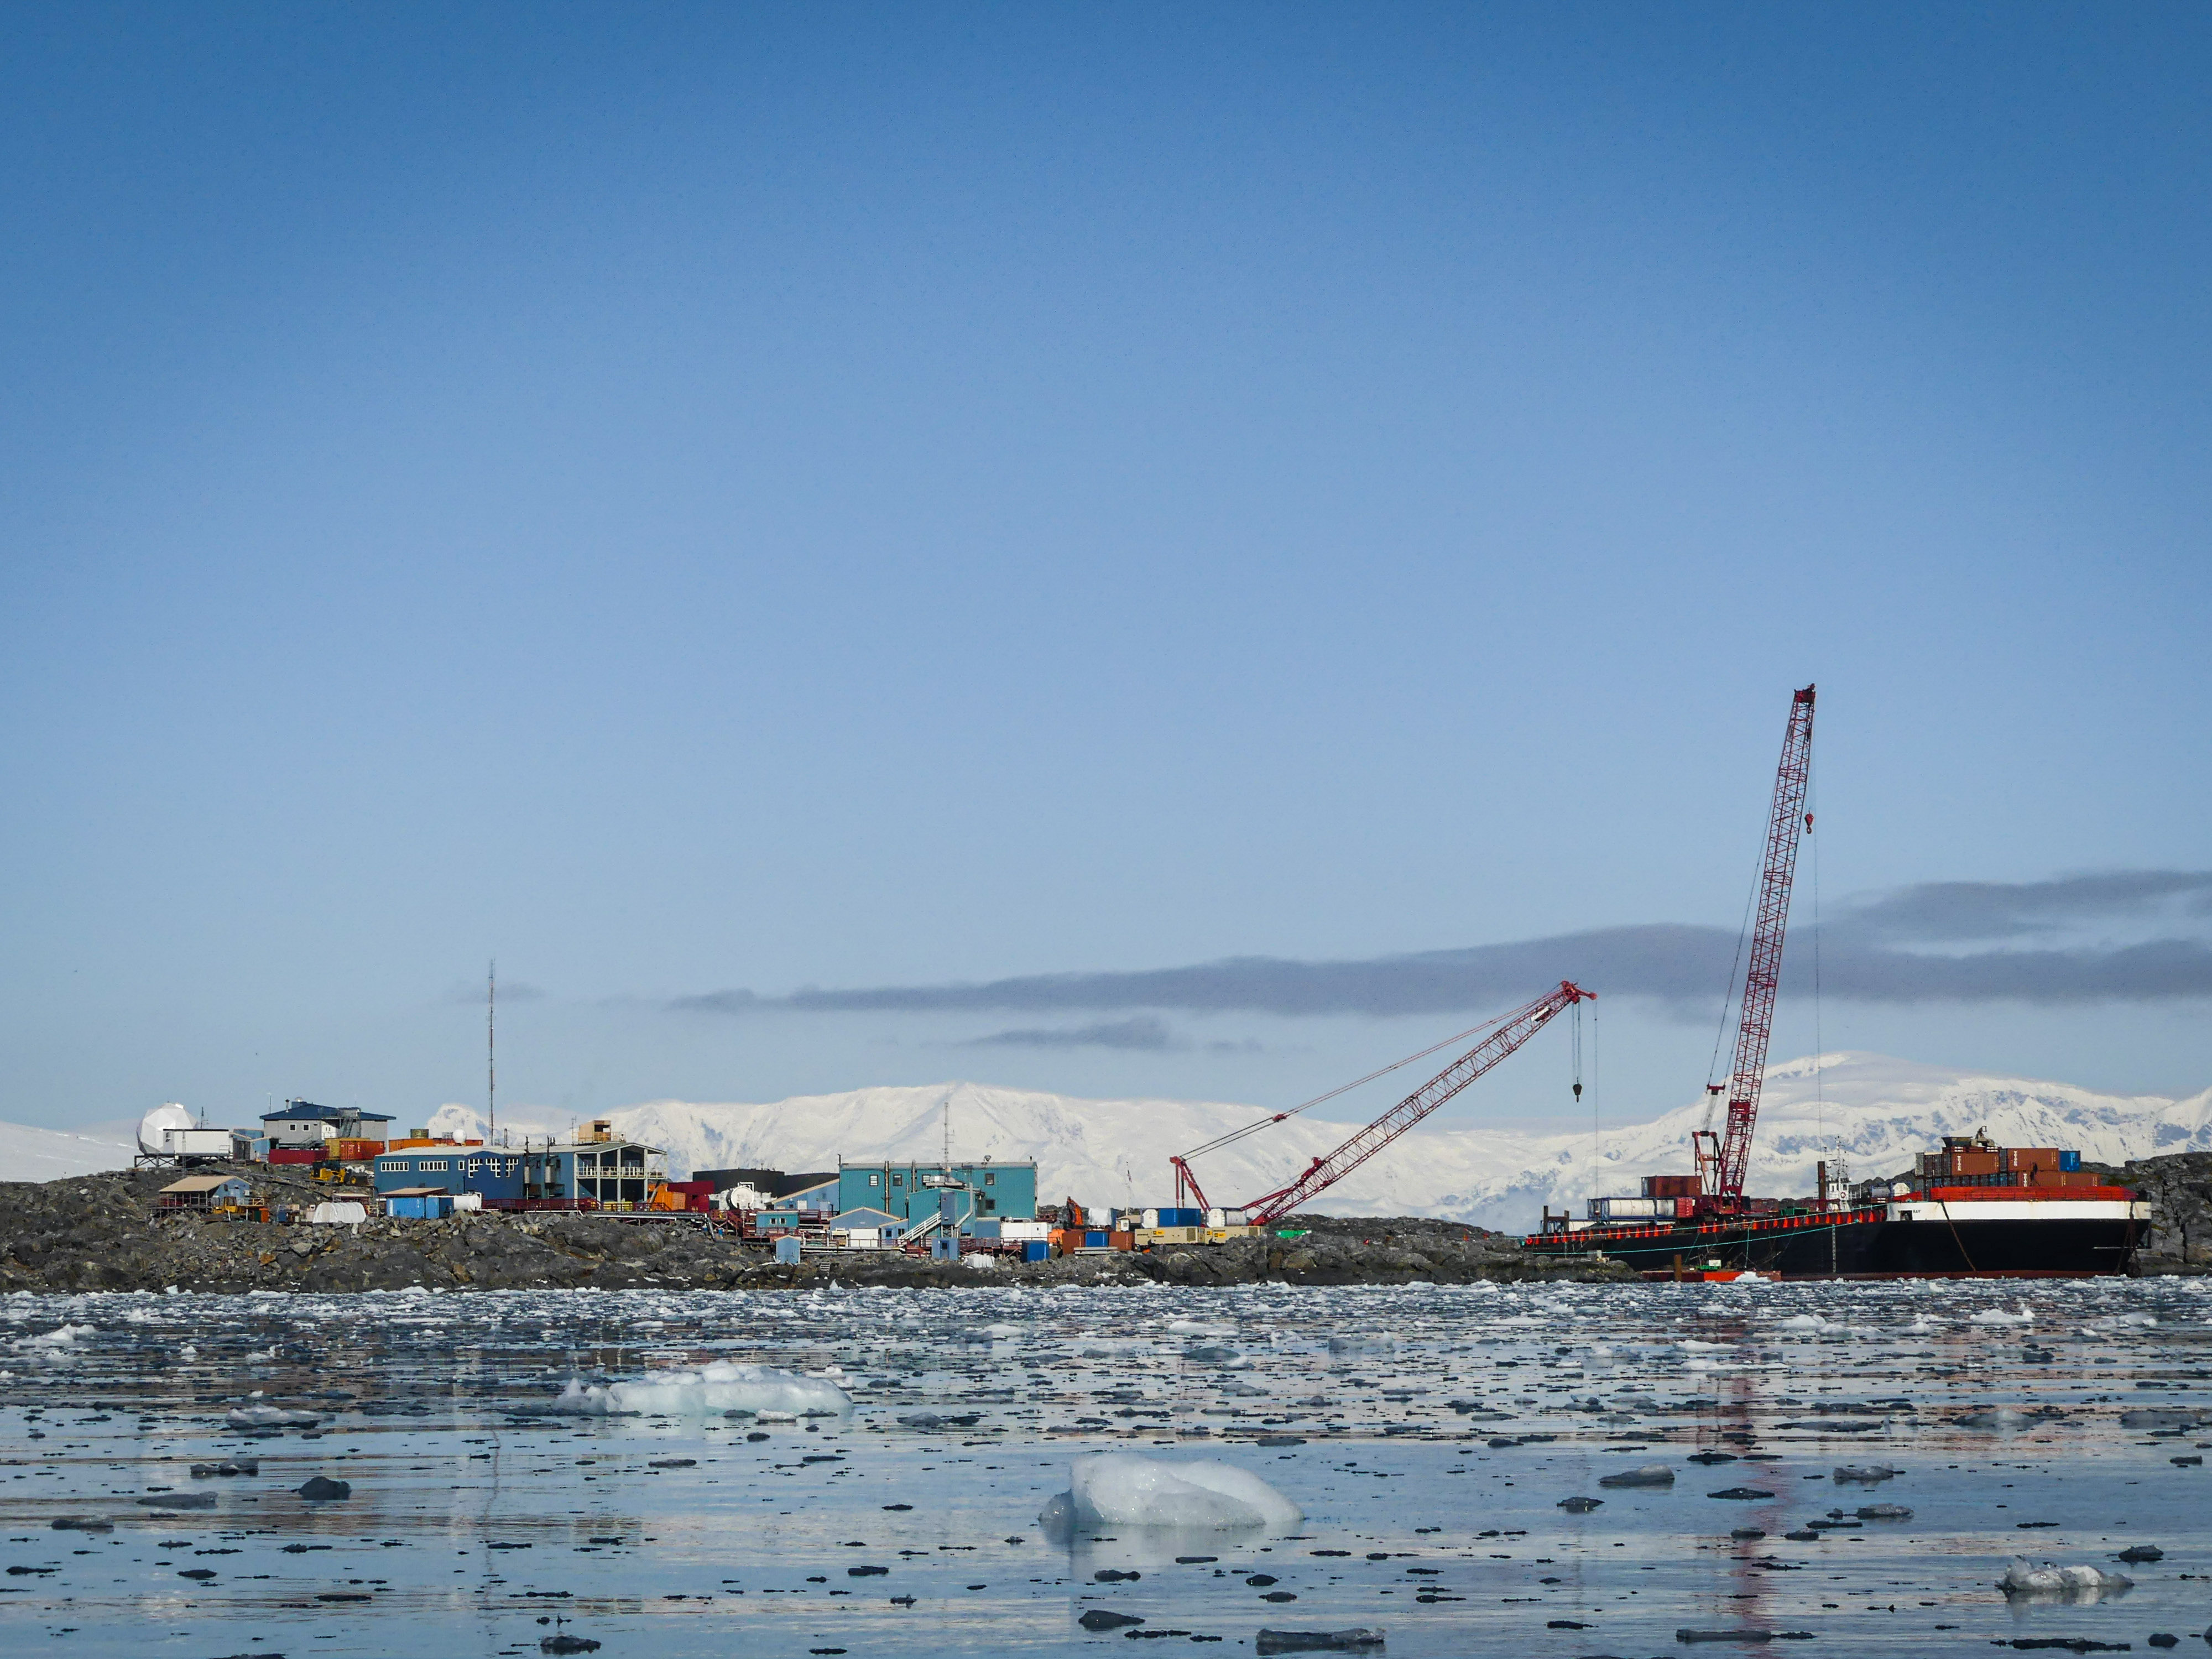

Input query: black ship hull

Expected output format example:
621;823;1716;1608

1527;1208;2140;1280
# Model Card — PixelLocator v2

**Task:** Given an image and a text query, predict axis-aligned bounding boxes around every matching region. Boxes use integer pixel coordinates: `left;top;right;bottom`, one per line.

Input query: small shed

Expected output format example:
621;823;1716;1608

158;1174;252;1211
383;1186;455;1220
828;1206;907;1249
305;1200;368;1225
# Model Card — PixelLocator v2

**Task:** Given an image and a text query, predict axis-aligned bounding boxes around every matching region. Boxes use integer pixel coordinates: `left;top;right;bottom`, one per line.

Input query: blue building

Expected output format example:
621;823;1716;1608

835;1159;1037;1231
372;1123;667;1209
753;1176;840;1233
383;1187;456;1219
373;1146;528;1203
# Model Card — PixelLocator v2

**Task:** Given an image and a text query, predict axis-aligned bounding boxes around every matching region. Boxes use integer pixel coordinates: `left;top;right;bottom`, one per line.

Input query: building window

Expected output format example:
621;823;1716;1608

891;1173;902;1187
869;1173;880;1186
984;1172;995;1187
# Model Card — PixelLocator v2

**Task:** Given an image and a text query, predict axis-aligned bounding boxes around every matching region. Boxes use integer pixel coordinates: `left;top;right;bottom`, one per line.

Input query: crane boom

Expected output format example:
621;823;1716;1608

1240;980;1594;1224
1712;684;1815;1201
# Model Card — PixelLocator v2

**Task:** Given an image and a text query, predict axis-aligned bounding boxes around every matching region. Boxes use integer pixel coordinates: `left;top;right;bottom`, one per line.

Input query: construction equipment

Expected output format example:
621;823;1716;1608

1691;683;1815;1210
1172;979;1595;1226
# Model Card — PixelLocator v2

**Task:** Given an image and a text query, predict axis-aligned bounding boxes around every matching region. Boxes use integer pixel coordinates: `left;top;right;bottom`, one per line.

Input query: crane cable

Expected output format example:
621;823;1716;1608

1173;1004;1525;1163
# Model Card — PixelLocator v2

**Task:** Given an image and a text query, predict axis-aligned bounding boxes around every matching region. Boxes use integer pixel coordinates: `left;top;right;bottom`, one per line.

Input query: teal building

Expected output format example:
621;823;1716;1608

834;1159;1037;1230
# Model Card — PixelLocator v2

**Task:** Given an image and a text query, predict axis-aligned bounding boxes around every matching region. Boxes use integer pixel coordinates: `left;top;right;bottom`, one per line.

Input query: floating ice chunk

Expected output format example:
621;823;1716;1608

1998;1557;2134;1599
1955;1406;2038;1430
1039;1452;1303;1534
547;1361;853;1418
1969;1304;2034;1326
226;1405;321;1428
1833;1464;1903;1483
2121;1410;2209;1430
1598;1464;1675;1488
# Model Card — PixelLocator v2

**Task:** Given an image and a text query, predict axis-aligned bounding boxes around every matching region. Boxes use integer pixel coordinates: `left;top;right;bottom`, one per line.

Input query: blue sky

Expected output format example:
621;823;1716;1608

2;3;2206;1135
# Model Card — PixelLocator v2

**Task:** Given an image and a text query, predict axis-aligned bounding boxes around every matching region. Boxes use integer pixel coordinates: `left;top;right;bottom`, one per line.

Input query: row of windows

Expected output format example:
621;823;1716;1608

864;1170;998;1187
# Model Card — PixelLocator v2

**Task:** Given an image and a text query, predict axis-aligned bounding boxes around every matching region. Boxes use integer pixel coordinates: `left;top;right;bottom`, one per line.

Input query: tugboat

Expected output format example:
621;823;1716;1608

1525;684;2147;1280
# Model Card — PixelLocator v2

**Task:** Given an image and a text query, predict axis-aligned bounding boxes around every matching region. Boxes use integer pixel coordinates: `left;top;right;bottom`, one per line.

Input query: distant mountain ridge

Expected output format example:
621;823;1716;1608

428;1052;2212;1231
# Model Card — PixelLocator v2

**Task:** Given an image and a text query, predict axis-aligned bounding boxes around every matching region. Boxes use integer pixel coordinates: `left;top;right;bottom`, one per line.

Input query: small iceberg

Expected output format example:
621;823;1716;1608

1039;1452;1303;1535
544;1362;852;1418
1998;1557;2133;1599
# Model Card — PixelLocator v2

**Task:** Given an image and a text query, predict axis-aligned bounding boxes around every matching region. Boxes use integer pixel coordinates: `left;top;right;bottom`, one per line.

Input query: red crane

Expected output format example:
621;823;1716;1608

1172;979;1595;1225
1692;684;1815;1207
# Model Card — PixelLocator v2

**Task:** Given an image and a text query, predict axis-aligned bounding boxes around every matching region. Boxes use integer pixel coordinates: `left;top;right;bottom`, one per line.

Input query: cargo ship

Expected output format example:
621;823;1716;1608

1524;1131;2150;1280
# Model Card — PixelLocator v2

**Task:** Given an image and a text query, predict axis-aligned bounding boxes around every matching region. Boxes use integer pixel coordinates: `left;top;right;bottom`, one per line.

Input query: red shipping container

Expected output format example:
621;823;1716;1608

268;1147;326;1165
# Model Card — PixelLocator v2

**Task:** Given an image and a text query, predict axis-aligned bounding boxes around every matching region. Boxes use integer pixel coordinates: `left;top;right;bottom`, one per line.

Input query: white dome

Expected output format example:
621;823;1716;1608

137;1102;196;1156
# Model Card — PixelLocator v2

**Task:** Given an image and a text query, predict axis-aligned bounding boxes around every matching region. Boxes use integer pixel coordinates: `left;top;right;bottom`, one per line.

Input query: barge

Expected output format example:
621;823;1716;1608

1526;1132;2148;1280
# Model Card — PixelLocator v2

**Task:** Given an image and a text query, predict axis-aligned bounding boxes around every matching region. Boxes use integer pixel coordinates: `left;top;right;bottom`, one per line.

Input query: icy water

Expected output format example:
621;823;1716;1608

4;1277;2211;1659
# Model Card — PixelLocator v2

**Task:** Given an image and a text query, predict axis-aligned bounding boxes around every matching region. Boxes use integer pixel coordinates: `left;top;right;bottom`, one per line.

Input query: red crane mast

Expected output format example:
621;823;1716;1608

1696;684;1815;1206
1192;979;1594;1226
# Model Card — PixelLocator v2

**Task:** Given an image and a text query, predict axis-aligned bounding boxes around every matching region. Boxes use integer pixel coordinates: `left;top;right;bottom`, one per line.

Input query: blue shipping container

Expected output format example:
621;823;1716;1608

1084;1230;1108;1248
2059;1150;2081;1171
1023;1240;1049;1262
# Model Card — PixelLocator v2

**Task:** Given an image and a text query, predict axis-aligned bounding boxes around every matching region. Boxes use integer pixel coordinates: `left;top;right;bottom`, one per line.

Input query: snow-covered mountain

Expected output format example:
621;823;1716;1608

0;1120;140;1182
428;1052;2212;1232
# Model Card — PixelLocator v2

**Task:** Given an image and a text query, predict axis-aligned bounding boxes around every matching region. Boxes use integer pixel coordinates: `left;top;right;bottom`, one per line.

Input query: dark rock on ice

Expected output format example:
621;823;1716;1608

1095;1568;1141;1582
50;1517;112;1531
2115;1545;2163;1563
138;1491;217;1509
1854;1504;1912;1520
1558;1497;1603;1512
295;1477;351;1500
1730;1528;1766;1541
1599;1464;1673;1488
540;1640;602;1655
1677;1630;1775;1644
1708;1488;1776;1500
1081;1611;1146;1631
1253;1629;1384;1655
848;1565;888;1577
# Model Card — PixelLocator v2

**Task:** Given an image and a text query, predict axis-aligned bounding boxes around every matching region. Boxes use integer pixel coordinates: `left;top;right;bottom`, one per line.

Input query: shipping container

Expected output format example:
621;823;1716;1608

268;1147;327;1165
2059;1150;2083;1171
1022;1240;1049;1262
1589;1196;1663;1219
1642;1174;1702;1198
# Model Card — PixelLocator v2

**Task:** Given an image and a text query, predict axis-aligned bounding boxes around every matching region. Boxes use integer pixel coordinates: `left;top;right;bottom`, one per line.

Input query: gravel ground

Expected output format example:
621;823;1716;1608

0;1166;1629;1293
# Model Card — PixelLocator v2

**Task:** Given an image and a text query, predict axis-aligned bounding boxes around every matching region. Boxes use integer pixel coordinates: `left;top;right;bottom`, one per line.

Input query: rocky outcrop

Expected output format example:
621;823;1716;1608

0;1167;1628;1293
2122;1151;2212;1274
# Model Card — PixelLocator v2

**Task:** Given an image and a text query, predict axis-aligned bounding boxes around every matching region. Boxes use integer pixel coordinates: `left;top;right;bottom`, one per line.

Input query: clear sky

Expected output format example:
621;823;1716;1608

3;3;2206;1136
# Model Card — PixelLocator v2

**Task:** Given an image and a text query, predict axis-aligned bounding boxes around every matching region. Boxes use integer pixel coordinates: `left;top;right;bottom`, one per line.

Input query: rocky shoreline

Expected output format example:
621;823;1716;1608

0;1167;1627;1293
10;1156;2204;1295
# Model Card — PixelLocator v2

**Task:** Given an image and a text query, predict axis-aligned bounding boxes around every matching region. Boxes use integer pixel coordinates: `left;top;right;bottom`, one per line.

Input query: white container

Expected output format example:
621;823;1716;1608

451;1193;483;1212
1587;1196;1662;1220
1000;1219;1052;1241
163;1127;237;1160
1205;1208;1225;1229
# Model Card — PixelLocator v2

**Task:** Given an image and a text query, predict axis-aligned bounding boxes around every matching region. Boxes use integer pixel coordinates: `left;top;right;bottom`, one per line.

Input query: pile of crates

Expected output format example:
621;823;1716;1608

1914;1140;2097;1188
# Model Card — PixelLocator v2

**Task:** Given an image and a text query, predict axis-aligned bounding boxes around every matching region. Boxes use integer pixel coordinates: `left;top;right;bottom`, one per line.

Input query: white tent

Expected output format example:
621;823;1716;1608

305;1201;368;1225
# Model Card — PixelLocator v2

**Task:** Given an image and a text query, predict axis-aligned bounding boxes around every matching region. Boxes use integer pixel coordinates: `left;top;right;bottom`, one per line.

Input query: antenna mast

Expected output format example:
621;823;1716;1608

487;959;497;1144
